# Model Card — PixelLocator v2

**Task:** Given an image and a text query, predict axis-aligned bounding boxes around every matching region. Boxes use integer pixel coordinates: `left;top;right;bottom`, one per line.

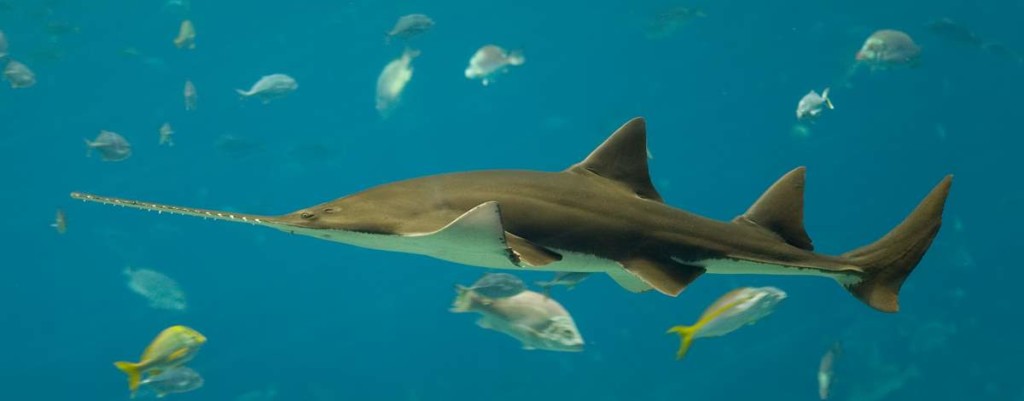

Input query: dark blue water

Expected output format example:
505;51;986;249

2;0;1022;400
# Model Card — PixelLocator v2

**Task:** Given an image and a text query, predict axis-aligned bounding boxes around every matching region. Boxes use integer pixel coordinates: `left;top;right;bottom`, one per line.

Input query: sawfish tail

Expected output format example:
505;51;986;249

842;175;952;313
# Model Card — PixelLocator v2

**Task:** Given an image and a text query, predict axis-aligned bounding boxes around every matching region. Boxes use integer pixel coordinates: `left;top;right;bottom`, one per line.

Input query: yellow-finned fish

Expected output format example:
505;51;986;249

114;325;206;396
666;286;786;360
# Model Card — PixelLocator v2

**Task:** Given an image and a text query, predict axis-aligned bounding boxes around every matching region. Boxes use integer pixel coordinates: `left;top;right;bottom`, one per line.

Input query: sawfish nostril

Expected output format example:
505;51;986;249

323;208;337;214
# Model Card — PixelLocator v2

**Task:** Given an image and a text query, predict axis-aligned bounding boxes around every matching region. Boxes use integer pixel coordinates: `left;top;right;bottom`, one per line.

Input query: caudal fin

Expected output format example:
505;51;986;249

666;326;697;360
842;175;952;312
449;285;473;313
114;361;142;395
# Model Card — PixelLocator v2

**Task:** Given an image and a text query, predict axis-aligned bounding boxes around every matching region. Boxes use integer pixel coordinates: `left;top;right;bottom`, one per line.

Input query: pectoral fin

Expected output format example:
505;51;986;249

505;232;562;267
620;257;704;296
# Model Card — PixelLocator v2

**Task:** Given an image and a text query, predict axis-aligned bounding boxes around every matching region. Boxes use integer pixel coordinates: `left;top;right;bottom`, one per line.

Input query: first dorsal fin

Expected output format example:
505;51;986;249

566;117;663;202
733;167;814;250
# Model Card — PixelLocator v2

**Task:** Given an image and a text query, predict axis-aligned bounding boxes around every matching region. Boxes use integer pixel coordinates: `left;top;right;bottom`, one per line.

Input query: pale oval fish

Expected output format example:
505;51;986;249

855;29;921;67
84;130;132;161
236;74;297;103
386;14;434;42
173;20;196;49
451;287;584;352
124;267;187;311
375;48;419;116
796;87;834;121
818;342;841;400
464;44;525;86
184;79;197;111
159;122;174;146
666;286;786;359
469;272;525;298
4;59;36;88
140;366;204;397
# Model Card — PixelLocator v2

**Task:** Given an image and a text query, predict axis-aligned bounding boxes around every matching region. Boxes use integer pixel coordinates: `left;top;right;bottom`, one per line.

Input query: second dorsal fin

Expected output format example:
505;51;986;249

566;117;663;202
733;167;814;250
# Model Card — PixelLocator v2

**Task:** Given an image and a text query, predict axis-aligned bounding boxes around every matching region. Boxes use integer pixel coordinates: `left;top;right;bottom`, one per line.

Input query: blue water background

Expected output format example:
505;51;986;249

1;0;1022;400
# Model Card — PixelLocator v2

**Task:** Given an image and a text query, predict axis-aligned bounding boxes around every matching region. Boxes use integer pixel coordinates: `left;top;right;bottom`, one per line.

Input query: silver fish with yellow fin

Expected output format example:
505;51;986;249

114;325;206;397
666;286;786;359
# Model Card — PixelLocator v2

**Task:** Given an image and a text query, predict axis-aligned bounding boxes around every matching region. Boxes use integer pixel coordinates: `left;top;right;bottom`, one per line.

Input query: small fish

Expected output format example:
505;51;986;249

114;325;207;396
124;267;187;311
855;29;921;68
536;272;591;295
666;286;787;360
464;44;525;86
84;130;132;162
796;88;834;121
139;366;204;398
173;20;196;49
236;74;297;104
467;273;526;299
0;29;8;59
818;342;841;400
375;48;419;116
4;59;36;88
184;79;197;111
51;208;66;234
159;122;174;146
451;287;584;352
386;14;434;43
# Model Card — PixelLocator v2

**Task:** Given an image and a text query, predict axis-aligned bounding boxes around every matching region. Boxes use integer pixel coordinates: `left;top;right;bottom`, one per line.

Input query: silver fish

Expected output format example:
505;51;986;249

159;122;174;146
140;366;204;398
468;273;526;298
856;29;922;68
386;14;434;43
4;59;35;88
124;267;187;311
796;88;834;120
84;130;132;162
667;286;787;359
464;45;525;86
375;48;419;116
451;287;584;352
236;74;297;103
536;272;591;294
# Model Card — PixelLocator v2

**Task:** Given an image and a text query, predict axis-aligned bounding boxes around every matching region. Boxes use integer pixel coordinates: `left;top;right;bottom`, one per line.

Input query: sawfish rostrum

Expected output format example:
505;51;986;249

71;118;951;313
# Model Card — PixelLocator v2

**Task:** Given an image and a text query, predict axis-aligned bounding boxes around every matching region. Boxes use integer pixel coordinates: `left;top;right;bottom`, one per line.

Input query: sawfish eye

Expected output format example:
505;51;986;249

300;212;316;219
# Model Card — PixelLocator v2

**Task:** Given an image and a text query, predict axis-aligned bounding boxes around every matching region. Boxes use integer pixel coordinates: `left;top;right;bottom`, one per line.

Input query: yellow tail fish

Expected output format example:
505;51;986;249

667;287;786;359
114;325;206;396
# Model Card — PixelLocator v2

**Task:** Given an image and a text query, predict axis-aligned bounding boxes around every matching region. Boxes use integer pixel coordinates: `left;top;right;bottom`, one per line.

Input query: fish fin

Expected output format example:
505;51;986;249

508;49;526;66
822;87;834;109
83;139;93;157
566;117;664;202
665;326;697;360
235;89;248;98
607;268;653;293
475;318;493;329
450;285;473;312
114;361;142;393
733;167;814;250
418;202;525;268
505;232;562;267
842;175;952;312
619;257;704;296
521;344;536;350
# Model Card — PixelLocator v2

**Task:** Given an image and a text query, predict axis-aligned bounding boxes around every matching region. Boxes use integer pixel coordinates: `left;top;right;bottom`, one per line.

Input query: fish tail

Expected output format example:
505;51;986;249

83;138;93;157
822;87;834;109
114;361;142;394
449;285;473;312
665;325;697;360
508;50;525;66
235;89;249;98
841;175;952;312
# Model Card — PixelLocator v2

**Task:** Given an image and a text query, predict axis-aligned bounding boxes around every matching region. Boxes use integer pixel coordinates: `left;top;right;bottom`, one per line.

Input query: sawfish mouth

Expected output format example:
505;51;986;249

69;192;287;228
